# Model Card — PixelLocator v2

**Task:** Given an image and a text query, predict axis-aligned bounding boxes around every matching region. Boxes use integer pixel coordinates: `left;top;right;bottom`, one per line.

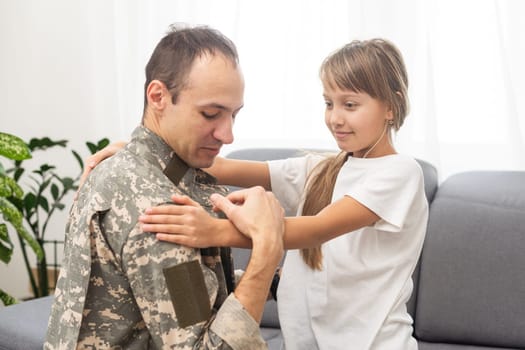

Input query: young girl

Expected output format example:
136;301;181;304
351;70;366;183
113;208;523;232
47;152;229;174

90;38;428;349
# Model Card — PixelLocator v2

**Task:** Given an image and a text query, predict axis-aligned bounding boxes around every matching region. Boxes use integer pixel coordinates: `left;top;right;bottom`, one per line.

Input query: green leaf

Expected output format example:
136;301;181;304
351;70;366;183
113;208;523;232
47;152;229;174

0;224;9;241
87;142;97;154
0;196;23;224
16;223;44;261
39;178;52;193
0;223;8;241
53;203;65;210
0;288;18;306
40;164;55;173
0;175;23;199
72;150;83;170
61;177;75;191
28;137;67;151
97;138;110;151
13;167;24;182
24;193;37;214
0;224;13;264
0;132;32;161
33;164;55;177
0;199;44;261
0;176;10;197
0;241;13;264
51;183;59;200
0;198;41;260
39;196;50;212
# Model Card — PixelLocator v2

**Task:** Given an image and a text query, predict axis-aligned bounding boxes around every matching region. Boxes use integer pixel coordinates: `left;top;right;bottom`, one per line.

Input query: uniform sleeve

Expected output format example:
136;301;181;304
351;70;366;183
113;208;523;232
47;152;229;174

210;294;267;349
122;213;266;349
268;154;325;216
345;158;426;232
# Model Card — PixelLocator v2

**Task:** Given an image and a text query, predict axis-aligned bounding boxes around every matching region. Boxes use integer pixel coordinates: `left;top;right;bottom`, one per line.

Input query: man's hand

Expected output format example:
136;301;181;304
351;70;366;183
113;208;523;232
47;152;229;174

210;186;285;244
212;186;285;323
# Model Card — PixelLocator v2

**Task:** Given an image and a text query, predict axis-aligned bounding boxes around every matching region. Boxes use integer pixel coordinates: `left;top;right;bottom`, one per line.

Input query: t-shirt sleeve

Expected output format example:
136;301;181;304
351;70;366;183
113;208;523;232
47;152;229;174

345;158;425;232
268;154;325;216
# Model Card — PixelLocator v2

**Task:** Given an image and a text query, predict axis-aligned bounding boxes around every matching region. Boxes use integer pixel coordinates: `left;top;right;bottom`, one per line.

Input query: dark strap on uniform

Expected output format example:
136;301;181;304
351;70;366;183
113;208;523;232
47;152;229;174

163;153;189;186
163;153;235;295
220;247;234;294
217;210;235;294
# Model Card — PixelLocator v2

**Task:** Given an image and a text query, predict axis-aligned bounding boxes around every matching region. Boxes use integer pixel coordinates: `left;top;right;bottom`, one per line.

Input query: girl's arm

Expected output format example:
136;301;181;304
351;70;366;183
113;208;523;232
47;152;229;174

140;194;379;249
283;195;379;248
77;141;272;190
205;157;271;190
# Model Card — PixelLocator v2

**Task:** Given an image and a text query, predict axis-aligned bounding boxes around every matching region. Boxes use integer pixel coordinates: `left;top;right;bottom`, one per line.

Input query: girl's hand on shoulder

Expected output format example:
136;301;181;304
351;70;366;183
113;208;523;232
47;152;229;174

76;141;127;196
139;194;220;248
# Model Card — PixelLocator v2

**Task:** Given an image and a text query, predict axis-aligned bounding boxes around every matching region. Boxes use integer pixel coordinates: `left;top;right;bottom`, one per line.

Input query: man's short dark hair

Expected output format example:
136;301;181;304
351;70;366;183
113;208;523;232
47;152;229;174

143;24;239;114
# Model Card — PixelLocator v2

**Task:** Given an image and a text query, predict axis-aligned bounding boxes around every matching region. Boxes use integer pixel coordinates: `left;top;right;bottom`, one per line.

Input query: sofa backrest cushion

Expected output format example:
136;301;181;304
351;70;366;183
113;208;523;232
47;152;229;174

406;158;439;320
414;171;525;348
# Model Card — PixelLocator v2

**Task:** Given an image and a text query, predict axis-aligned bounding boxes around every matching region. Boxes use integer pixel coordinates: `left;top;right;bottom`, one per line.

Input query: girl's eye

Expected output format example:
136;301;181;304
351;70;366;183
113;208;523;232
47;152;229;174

345;102;356;108
324;101;333;109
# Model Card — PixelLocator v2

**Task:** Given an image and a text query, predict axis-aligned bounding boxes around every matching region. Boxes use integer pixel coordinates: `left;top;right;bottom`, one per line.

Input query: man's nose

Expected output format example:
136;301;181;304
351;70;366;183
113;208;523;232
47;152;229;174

214;116;234;144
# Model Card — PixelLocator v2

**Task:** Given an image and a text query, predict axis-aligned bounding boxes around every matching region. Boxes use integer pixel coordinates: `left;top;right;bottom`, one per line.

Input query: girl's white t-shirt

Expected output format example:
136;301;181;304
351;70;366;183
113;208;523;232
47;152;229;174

269;153;429;350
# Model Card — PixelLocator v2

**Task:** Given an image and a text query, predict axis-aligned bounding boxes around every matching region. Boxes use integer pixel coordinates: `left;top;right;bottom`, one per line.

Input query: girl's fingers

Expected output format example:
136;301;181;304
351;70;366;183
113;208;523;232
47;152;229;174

155;233;187;245
171;194;199;206
154;232;206;248
139;213;184;224
141;223;187;234
143;204;187;216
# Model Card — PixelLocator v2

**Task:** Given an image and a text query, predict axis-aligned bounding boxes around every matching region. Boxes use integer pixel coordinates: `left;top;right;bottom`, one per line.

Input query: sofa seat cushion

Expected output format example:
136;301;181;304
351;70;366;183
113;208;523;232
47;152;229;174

415;171;525;349
418;341;519;350
0;296;53;350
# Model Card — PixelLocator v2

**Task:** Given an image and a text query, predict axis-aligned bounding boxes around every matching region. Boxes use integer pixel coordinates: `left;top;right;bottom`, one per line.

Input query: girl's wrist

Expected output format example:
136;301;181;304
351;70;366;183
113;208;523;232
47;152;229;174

217;218;254;248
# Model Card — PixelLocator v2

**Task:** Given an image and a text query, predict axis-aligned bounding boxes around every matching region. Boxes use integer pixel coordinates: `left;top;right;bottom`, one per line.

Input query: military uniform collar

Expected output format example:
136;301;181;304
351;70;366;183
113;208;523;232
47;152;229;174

130;126;217;186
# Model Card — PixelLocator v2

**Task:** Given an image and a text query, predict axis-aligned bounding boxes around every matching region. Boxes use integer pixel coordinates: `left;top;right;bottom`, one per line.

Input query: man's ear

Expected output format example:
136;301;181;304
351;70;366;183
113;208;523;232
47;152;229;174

146;80;169;111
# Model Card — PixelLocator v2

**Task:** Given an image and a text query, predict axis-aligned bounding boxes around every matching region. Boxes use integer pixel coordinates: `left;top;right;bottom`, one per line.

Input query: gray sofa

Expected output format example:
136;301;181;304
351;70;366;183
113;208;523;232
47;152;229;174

1;148;524;350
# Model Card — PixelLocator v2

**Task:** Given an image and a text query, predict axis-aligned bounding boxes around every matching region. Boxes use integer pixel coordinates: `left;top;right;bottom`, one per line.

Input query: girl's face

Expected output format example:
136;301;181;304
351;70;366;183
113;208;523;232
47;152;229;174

323;84;395;158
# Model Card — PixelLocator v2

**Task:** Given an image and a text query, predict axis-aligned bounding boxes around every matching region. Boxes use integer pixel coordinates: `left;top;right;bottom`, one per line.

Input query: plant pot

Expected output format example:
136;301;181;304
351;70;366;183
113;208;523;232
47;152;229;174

29;267;59;295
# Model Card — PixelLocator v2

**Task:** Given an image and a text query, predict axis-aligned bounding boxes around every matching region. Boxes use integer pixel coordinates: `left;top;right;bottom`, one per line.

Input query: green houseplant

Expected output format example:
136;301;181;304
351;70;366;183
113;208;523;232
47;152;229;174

0;131;41;305
0;131;109;303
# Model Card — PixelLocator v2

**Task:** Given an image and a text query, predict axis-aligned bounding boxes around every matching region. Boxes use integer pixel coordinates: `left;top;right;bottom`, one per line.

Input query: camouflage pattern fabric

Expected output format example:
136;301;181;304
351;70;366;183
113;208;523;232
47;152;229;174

44;126;266;349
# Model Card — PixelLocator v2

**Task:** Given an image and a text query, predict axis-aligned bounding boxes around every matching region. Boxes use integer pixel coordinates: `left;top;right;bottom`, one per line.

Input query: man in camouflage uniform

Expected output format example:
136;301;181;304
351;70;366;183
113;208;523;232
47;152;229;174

45;25;284;349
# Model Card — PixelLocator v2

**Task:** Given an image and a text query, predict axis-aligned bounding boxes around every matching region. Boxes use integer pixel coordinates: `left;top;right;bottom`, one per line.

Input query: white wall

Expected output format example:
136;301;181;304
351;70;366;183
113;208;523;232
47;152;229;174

1;0;524;303
0;1;127;302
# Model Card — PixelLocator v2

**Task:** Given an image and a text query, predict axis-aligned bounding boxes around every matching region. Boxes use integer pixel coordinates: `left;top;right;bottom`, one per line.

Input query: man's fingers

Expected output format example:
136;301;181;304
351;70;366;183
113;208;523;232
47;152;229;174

224;186;266;204
210;193;237;218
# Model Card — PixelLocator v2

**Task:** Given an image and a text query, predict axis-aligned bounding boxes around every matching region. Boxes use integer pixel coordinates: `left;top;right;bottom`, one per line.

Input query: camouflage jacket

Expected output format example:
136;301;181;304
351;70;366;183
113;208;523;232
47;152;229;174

45;126;266;349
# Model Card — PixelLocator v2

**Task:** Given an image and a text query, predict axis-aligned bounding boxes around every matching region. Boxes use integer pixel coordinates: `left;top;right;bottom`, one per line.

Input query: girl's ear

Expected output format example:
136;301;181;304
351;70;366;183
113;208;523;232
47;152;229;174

146;80;169;111
385;104;395;123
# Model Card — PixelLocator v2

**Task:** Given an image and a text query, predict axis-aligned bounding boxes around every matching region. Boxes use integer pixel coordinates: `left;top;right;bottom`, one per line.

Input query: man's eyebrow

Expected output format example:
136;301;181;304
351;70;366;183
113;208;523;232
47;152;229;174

200;103;244;113
199;103;228;110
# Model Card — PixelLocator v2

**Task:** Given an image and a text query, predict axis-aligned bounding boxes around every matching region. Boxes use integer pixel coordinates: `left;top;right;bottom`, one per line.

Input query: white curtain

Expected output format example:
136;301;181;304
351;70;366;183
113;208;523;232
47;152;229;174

1;0;524;180
1;0;524;300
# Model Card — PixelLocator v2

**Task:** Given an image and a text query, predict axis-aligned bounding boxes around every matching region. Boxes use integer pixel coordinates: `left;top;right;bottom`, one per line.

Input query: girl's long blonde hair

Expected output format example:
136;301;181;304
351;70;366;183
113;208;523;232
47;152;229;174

300;38;409;270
